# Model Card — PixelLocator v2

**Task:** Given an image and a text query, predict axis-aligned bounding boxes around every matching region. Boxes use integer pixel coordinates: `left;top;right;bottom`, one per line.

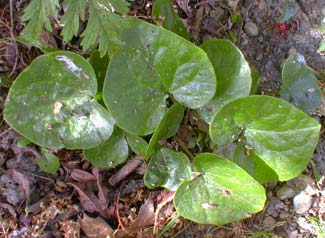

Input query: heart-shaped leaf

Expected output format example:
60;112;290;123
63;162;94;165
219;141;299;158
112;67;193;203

198;39;251;123
84;127;129;169
4;51;115;149
144;148;191;191
152;0;189;39
103;18;216;135
210;95;320;181
126;134;149;157
146;103;185;159
174;153;266;225
280;53;321;114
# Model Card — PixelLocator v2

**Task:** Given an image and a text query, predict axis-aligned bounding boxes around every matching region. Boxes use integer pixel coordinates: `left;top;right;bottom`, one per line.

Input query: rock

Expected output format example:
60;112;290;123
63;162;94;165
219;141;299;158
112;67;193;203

244;22;259;37
288;174;316;191
277;184;296;200
263;216;276;230
293;192;313;214
287;230;298;238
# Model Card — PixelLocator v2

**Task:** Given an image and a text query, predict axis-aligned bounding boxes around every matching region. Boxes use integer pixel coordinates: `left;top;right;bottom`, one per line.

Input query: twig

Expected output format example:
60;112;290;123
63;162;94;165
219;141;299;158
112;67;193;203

0;128;12;138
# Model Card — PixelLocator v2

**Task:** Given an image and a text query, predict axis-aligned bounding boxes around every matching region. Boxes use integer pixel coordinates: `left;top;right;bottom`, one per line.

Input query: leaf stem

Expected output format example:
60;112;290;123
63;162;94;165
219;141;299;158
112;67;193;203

175;135;194;160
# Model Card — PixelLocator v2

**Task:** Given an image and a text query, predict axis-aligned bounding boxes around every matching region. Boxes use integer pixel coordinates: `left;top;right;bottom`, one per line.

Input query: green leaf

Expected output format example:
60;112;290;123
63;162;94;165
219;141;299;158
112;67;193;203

277;0;298;23
198;39;251;123
233;143;278;184
146;103;185;159
152;0;189;39
210;95;321;181
84;127;129;168
17;137;32;148
103;18;216;135
126;134;149;157
21;0;59;40
36;149;60;174
4;51;115;149
250;67;260;95
144;148;191;191
61;0;87;42
174;153;266;225
89;50;110;96
81;0;129;57
280;53;322;114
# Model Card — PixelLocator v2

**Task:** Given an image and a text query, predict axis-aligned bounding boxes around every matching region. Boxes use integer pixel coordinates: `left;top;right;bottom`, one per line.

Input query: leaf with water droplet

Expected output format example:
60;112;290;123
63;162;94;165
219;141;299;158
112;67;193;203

198;39;251;123
84;127;129;169
103;18;216;135
144;148;191;191
174;153;266;225
210;95;321;181
280;53;321;114
4;51;115;149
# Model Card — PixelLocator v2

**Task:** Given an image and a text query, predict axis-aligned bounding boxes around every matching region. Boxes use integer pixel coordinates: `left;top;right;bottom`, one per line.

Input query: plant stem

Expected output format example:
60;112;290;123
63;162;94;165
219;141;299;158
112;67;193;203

175;135;194;160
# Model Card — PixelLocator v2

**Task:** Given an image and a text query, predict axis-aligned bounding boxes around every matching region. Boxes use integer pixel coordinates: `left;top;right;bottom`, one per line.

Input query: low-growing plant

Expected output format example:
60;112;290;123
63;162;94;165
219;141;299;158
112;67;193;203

4;0;321;228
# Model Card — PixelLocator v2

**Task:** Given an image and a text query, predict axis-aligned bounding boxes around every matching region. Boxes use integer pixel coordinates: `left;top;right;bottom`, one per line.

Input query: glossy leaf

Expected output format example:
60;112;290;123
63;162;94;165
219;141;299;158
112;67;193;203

174;153;266;225
126;134;149;157
233;143;278;184
198;39;251;123
210;95;321;181
280;53;322;114
146;103;185;158
152;0;189;39
103;18;216;135
84;128;129;168
4;51;115;149
36;149;60;174
144;148;191;191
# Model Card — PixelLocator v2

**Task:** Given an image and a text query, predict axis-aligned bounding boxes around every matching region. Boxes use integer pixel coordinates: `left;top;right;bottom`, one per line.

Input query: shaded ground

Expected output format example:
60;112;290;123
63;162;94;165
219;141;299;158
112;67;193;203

1;0;325;237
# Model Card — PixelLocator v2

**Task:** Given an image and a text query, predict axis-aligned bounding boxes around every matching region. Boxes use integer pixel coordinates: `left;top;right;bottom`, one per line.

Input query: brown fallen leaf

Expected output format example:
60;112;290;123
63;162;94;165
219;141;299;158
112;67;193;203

67;182;109;219
67;183;99;213
71;169;96;182
116;198;155;238
109;156;143;186
11;169;30;198
0;202;17;218
80;213;114;238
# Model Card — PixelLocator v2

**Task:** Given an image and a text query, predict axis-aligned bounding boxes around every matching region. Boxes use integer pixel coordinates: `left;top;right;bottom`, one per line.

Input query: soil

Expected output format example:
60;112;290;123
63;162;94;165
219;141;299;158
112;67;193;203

0;0;325;237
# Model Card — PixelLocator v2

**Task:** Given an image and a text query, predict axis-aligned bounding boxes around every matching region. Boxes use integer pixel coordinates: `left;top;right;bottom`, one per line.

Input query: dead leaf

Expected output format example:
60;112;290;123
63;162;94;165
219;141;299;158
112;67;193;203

93;168;108;209
71;169;96;182
80;213;114;238
116;198;155;238
0;202;17;218
109;156;143;186
11;169;30;197
67;183;109;218
67;183;98;213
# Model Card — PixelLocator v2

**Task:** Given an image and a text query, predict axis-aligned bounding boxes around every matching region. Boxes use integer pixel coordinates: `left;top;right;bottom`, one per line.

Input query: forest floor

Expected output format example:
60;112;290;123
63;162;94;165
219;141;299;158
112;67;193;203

0;0;325;237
